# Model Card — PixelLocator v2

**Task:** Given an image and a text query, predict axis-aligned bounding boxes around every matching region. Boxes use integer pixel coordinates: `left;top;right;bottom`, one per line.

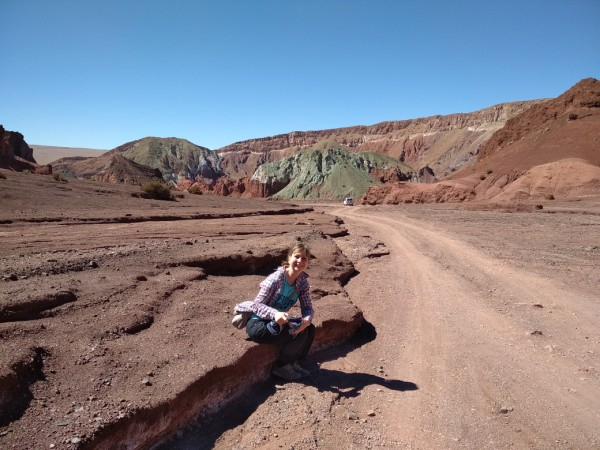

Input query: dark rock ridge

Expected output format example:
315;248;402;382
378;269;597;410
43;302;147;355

0;125;37;171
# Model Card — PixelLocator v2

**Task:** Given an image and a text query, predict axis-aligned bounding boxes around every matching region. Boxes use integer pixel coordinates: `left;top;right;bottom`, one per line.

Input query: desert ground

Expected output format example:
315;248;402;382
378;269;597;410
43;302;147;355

1;171;599;449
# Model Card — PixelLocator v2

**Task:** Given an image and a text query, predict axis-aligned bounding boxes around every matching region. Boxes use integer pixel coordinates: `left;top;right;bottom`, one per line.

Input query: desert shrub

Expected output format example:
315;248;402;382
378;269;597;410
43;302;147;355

545;193;555;200
479;174;486;180
486;169;493;175
568;113;578;121
0;172;6;180
188;185;203;195
53;173;68;183
140;181;173;200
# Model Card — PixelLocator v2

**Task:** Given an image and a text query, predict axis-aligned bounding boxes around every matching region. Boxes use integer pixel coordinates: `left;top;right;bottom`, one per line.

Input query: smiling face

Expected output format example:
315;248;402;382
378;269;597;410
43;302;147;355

285;243;311;277
288;250;309;273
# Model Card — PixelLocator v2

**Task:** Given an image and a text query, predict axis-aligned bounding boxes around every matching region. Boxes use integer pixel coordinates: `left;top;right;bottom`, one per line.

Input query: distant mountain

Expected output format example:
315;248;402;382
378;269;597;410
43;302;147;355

217;100;542;181
461;77;600;175
115;137;221;184
52;137;221;186
362;78;600;204
15;78;598;203
252;143;412;200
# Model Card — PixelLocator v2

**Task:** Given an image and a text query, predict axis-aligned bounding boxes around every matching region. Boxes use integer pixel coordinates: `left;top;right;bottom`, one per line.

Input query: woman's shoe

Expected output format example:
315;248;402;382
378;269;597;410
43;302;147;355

272;364;302;380
291;362;311;378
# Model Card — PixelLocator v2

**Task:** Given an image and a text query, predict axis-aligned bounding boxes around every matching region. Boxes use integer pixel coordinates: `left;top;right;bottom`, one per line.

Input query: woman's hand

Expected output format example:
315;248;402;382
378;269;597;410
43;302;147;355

274;311;289;325
289;318;311;335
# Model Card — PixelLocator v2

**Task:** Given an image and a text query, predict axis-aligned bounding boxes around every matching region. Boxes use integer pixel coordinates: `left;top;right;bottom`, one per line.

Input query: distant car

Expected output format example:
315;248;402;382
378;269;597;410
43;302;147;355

343;197;354;206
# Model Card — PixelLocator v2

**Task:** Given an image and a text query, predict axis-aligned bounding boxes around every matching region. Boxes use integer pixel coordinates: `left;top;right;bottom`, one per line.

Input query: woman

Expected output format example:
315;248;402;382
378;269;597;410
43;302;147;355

235;242;315;380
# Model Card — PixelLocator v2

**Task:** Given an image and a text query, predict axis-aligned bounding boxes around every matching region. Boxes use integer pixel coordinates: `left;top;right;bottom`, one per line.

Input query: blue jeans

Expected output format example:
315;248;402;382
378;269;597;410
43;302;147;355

246;318;315;367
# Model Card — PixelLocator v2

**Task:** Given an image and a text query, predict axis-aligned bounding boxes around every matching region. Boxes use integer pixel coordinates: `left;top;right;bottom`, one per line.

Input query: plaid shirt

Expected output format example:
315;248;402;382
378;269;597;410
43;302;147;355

235;266;314;321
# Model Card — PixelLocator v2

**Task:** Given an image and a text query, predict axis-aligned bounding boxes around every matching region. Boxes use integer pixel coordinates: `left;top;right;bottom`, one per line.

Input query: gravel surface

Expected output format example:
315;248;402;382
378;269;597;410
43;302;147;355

1;170;599;449
162;200;600;450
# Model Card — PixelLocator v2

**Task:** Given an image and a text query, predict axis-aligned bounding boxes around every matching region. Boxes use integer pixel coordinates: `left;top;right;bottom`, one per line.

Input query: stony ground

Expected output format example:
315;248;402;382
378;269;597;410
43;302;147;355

1;170;599;449
160;199;600;450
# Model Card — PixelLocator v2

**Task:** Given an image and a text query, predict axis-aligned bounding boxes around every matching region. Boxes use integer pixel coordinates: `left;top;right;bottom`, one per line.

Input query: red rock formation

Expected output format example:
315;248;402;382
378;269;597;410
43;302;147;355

0;125;37;171
361;78;600;204
94;154;163;184
472;77;600;172
185;176;280;198
217;101;541;179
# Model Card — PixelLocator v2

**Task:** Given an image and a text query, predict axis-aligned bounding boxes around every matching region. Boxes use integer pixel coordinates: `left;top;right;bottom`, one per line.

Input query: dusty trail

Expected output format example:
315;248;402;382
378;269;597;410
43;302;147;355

170;205;599;450
324;206;599;449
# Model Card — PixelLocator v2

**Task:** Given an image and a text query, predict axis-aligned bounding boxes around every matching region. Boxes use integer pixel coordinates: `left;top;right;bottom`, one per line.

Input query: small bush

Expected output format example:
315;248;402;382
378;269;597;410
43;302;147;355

479;174;486;180
545;193;555;200
53;173;68;183
486;169;493;175
0;172;6;180
188;185;203;195
140;181;173;200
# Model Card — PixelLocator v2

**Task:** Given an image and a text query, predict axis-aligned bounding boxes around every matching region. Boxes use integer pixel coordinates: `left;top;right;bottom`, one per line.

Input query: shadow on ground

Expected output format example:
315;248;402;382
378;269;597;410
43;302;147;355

152;321;418;450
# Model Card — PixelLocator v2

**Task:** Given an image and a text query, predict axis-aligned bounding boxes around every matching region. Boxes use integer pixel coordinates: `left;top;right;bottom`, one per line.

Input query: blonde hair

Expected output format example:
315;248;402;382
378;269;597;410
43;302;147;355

283;242;311;267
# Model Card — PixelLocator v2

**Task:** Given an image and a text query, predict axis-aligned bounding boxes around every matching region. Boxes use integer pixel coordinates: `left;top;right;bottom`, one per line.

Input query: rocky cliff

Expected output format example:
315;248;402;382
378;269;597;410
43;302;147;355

217;101;543;180
0;125;38;171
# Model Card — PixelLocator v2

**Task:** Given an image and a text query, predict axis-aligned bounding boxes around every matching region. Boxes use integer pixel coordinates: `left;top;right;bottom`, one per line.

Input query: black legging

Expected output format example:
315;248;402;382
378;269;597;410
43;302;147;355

246;318;315;367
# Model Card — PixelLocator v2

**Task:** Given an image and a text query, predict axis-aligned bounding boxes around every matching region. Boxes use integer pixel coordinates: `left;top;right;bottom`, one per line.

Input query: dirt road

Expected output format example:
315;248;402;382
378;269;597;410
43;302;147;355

331;205;600;449
175;204;600;449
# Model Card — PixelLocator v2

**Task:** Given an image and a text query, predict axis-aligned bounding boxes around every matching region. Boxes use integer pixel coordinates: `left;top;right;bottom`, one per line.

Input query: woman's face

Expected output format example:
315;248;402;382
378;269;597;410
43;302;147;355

288;250;309;272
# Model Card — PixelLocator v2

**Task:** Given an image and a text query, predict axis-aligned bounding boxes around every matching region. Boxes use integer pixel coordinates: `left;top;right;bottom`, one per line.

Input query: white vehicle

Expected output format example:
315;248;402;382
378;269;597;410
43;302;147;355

343;197;354;206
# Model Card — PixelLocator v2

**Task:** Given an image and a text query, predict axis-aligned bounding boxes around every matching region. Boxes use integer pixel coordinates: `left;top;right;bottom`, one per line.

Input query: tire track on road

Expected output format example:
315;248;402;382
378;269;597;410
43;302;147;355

333;206;600;449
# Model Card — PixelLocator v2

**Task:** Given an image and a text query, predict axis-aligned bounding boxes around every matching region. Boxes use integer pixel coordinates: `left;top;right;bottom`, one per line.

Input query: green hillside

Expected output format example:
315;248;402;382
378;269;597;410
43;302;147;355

252;143;411;200
118;137;221;184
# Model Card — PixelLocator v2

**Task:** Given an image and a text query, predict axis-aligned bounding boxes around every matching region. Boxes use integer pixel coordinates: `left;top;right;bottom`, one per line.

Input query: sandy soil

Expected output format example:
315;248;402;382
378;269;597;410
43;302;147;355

30;146;108;165
1;170;599;449
162;201;600;450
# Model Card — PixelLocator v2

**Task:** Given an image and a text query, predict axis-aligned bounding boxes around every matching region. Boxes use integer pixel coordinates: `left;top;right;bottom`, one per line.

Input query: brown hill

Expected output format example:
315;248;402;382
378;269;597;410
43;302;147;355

217;101;542;180
52;137;219;186
459;77;600;176
362;78;600;205
52;153;163;185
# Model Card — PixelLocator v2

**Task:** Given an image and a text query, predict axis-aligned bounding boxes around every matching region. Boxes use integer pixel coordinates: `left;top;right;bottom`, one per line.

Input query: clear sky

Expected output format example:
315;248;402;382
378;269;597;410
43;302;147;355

1;0;599;150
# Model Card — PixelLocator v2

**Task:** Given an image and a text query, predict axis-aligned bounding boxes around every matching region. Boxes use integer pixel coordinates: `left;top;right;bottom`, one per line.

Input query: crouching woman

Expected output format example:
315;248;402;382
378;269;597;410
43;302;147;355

235;242;315;380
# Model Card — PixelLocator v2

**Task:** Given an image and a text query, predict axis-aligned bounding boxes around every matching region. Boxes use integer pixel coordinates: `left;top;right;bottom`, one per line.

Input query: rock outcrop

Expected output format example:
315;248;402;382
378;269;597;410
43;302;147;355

252;144;412;200
0;125;37;171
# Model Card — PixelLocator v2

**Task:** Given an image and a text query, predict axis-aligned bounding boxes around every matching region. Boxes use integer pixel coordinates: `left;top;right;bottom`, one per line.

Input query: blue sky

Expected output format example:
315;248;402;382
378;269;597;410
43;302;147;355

1;0;599;150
